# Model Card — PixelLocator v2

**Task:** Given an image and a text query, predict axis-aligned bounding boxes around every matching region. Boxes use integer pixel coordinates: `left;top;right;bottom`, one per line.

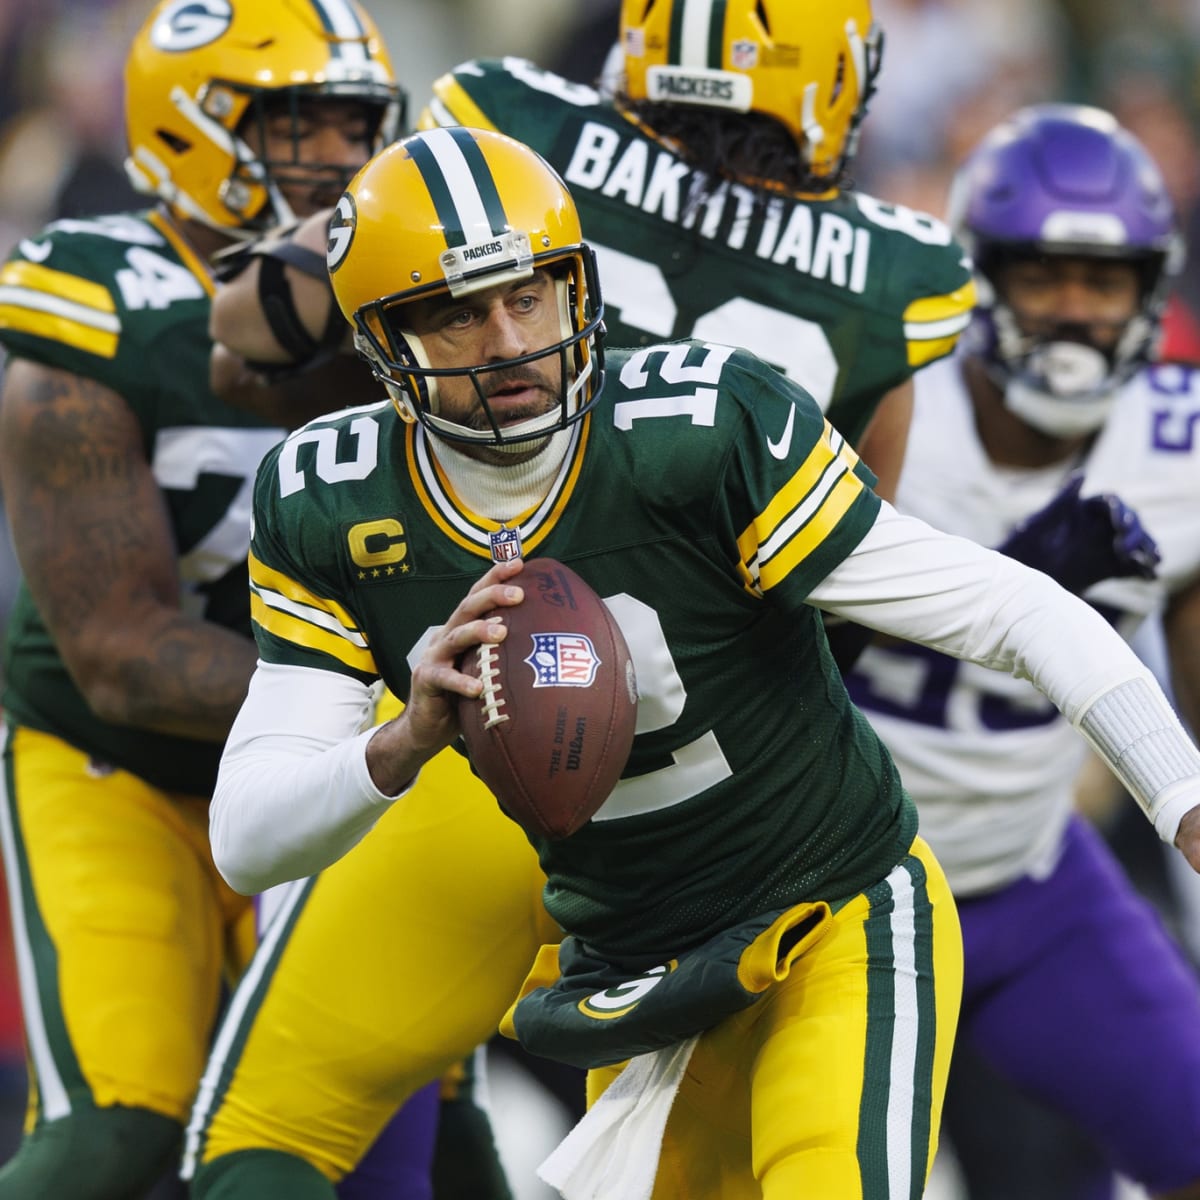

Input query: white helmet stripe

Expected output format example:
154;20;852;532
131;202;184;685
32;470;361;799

416;127;498;246
678;0;722;68
308;0;370;66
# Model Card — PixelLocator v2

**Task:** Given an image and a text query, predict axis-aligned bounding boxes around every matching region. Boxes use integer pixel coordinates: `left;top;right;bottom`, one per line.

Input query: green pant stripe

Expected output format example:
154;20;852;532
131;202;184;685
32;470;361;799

0;722;85;1122
858;870;897;1196
180;874;318;1179
857;852;939;1198
905;855;937;1193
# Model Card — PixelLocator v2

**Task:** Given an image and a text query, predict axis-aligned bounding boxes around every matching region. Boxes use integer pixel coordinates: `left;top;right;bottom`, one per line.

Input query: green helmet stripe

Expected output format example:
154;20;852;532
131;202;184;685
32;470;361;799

407;135;465;247
405;129;510;251
707;0;728;68
667;0;687;63
306;0;372;67
446;127;509;239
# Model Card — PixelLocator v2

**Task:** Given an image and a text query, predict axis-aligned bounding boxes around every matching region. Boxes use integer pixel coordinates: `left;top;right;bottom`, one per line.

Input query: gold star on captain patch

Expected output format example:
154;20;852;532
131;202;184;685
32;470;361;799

386;566;396;575
371;568;381;578
358;571;367;581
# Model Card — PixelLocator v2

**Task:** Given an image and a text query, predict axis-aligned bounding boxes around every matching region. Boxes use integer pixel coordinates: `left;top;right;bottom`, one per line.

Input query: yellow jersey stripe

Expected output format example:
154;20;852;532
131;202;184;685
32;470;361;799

754;468;863;592
0;260;116;313
0;298;119;357
251;593;378;674
248;550;361;632
735;431;839;567
251;579;370;650
827;422;861;471
903;281;976;361
908;333;964;369
902;281;976;330
420;75;499;132
0;260;121;356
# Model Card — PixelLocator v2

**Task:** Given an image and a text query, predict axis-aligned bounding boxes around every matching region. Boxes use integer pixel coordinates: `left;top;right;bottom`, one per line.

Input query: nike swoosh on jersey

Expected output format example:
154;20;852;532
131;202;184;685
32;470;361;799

18;239;51;262
767;402;797;459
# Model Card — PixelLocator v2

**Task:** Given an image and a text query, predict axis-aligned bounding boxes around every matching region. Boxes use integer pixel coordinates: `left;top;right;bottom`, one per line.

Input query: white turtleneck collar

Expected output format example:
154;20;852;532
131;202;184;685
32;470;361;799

427;428;574;523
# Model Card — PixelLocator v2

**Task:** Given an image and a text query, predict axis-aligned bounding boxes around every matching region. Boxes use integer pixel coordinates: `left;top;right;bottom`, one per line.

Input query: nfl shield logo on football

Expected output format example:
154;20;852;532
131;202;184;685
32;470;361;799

489;526;523;562
526;633;601;688
730;39;758;68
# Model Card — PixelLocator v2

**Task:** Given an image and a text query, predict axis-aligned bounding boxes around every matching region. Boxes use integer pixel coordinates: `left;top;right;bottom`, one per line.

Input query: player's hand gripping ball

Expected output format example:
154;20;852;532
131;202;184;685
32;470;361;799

457;558;638;840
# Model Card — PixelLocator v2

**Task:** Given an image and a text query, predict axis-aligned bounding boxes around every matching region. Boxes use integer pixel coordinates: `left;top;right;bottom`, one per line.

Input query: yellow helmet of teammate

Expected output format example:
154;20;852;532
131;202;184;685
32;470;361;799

619;0;882;186
125;0;404;237
327;127;606;447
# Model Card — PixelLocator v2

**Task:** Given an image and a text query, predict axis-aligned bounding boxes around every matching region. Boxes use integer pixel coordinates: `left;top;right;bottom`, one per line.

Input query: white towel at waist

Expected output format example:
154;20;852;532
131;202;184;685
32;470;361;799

537;1035;699;1200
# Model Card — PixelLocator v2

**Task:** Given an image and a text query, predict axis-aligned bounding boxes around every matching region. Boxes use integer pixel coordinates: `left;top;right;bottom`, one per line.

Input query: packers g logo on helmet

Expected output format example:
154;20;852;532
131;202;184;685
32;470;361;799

149;0;232;53
327;193;357;274
125;0;405;237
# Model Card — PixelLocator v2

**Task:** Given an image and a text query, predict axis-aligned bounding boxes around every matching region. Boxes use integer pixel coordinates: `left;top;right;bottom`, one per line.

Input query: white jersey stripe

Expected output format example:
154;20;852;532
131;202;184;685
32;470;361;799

0;286;121;332
0;722;72;1122
755;455;851;570
904;312;972;342
250;582;370;648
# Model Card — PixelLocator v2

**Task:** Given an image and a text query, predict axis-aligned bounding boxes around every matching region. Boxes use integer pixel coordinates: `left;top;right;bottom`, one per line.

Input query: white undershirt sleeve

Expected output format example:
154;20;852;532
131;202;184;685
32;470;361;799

810;503;1200;842
209;661;411;895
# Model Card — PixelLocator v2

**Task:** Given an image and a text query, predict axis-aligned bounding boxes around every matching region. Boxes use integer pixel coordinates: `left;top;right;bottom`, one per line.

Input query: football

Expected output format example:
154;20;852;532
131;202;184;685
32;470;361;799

457;557;638;841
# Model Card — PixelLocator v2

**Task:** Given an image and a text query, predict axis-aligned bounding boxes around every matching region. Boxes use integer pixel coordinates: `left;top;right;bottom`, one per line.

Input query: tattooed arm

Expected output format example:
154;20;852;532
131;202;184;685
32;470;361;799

0;360;257;741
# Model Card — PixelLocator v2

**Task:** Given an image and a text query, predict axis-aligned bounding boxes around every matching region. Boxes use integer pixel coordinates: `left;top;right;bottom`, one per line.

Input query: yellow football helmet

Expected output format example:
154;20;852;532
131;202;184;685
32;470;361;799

328;127;606;447
619;0;882;185
125;0;404;237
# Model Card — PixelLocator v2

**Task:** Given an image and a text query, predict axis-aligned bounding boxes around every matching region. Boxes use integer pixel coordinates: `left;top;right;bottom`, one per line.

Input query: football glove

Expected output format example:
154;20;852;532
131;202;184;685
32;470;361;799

996;473;1160;596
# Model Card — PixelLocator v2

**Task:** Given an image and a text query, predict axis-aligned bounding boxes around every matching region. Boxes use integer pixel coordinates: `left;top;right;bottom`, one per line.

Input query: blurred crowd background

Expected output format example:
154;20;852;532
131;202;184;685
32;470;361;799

0;1;1197;1195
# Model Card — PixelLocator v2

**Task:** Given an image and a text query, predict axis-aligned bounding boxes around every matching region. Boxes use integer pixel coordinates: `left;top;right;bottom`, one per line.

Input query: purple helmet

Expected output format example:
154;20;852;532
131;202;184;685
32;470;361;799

947;103;1183;436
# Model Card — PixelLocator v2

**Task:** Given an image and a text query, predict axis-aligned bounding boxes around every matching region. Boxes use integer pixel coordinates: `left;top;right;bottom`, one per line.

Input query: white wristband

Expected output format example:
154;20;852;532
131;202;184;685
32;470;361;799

1078;677;1200;844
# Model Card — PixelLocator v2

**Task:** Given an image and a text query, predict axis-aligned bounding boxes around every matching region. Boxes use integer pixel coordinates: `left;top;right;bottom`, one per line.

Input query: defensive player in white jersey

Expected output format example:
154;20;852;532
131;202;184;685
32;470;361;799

845;105;1200;1197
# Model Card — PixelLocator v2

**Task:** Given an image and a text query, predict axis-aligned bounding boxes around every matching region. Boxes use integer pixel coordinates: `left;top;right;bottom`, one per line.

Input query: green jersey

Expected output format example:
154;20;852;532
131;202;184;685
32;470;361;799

247;342;915;960
0;210;284;795
421;58;975;441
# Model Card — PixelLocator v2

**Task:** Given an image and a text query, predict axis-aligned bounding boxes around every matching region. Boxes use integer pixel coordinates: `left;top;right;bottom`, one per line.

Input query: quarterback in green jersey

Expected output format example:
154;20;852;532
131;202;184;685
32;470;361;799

205;128;1200;1200
0;1;403;1196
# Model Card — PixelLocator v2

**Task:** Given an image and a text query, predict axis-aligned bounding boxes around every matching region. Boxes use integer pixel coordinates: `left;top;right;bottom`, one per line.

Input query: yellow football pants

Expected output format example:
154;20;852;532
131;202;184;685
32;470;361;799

185;743;556;1182
0;723;254;1127
587;838;963;1199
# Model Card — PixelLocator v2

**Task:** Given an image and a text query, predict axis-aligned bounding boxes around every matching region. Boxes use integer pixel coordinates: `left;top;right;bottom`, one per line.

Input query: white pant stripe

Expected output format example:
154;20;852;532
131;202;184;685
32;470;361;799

884;860;919;1199
180;875;311;1179
0;721;71;1121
